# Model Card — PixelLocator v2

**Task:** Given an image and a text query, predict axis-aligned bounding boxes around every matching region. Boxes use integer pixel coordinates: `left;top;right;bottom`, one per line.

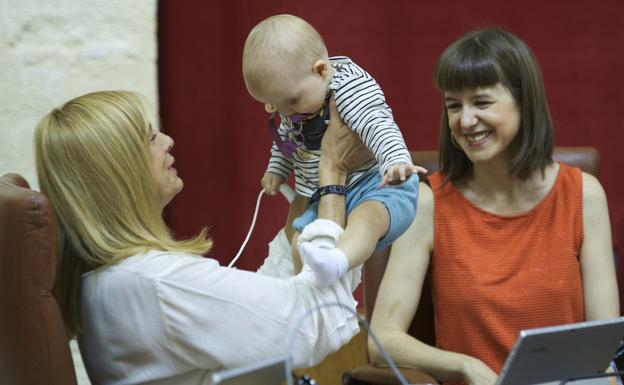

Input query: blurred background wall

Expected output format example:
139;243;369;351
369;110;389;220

0;0;157;190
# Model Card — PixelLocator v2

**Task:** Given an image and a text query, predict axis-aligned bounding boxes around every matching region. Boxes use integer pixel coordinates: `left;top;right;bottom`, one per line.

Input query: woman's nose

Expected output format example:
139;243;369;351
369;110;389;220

460;106;478;128
163;133;174;151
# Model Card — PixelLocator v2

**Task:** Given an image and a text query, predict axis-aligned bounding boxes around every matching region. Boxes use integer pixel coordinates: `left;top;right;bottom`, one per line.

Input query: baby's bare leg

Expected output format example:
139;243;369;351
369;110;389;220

285;194;310;274
299;201;389;284
337;200;389;268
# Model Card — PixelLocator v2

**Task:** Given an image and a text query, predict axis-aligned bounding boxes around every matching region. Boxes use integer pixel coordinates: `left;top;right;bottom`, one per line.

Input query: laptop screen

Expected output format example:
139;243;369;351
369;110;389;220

495;317;624;385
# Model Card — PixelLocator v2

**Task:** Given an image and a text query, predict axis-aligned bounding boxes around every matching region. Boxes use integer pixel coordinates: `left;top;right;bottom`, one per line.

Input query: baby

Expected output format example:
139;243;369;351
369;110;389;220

242;14;423;285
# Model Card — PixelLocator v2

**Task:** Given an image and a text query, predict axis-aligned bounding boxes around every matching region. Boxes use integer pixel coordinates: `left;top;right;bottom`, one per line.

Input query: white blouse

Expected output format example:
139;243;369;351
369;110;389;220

78;230;361;385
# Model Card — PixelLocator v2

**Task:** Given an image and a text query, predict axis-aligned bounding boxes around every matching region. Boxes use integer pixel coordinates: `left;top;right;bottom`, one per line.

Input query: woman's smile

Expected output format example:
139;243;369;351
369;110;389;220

465;130;493;146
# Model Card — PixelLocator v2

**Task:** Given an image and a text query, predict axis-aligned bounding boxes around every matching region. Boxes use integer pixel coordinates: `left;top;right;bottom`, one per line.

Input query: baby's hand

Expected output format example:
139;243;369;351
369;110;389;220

261;173;285;195
380;163;428;188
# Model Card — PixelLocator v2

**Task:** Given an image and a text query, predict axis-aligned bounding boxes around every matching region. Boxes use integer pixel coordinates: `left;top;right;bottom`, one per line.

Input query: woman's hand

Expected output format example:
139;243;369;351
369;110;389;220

319;94;374;176
461;356;498;385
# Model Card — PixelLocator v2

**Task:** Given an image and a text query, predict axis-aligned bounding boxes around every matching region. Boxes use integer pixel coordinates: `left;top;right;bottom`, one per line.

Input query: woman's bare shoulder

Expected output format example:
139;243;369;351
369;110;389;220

394;181;434;251
418;181;434;213
581;172;607;203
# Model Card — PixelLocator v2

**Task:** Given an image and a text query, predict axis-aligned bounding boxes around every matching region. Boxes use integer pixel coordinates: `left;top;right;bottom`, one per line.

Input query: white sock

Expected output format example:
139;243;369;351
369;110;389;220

308;235;336;249
298;219;344;250
298;242;349;285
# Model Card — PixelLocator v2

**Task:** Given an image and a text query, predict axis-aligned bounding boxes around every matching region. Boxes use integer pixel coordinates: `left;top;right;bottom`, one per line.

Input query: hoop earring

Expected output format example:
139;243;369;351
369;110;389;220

450;131;461;149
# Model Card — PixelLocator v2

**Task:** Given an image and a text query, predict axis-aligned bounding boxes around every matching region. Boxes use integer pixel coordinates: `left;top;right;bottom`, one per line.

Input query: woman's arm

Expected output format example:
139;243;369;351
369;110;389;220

580;172;620;319
369;183;497;385
150;252;360;370
317;94;373;227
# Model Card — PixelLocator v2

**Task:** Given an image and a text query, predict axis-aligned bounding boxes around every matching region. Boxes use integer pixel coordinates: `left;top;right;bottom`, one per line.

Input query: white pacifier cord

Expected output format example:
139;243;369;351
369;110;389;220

228;184;295;268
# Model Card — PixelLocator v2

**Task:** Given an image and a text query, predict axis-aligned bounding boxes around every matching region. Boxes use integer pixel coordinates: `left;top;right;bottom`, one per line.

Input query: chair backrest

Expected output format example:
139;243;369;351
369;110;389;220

0;173;77;385
362;146;601;348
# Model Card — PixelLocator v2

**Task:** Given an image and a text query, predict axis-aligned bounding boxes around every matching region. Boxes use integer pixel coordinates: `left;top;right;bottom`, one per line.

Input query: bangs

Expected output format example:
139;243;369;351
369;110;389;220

434;41;505;91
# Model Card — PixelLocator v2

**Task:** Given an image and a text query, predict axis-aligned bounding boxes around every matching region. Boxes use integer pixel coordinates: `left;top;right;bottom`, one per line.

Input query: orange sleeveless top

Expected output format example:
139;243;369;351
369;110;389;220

429;162;585;375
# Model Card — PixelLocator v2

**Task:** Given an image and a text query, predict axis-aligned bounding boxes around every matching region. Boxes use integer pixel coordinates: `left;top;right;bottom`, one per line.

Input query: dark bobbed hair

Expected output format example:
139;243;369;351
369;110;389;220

434;28;554;181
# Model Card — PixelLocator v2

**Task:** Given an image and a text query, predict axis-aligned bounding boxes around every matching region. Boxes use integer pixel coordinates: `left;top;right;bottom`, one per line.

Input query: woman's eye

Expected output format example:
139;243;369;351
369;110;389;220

446;103;461;111
475;100;492;108
150;134;157;143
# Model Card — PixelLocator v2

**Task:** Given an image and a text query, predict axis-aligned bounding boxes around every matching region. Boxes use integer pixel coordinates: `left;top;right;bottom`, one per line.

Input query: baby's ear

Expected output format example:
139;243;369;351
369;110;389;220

312;59;330;78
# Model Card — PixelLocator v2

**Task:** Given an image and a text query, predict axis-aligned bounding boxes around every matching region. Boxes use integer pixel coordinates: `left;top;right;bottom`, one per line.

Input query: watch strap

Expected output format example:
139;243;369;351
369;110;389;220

310;184;346;203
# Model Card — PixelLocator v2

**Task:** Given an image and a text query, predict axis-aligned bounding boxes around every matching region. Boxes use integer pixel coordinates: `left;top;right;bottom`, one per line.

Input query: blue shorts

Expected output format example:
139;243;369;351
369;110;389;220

293;171;419;252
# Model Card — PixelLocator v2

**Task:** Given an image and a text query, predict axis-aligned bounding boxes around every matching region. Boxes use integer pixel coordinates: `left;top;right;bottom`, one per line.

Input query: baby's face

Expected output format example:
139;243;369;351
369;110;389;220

253;64;332;118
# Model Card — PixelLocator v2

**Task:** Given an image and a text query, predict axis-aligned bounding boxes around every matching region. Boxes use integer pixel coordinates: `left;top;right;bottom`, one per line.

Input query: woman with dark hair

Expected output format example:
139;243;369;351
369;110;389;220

369;29;619;385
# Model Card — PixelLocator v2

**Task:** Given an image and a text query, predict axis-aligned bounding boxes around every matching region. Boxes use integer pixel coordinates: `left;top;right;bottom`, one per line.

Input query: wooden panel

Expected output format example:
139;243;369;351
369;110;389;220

294;329;367;385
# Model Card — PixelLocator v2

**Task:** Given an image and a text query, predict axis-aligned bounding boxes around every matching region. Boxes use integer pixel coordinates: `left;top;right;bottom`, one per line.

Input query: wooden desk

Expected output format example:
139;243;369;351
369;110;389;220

294;329;367;385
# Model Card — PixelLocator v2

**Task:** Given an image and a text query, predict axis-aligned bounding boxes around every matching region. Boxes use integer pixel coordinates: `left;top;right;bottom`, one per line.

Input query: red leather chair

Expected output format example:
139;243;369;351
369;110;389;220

0;173;78;385
345;147;601;385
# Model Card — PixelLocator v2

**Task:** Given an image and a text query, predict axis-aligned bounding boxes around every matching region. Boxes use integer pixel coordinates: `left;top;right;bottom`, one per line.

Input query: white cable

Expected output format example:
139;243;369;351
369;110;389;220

285;302;410;385
228;184;295;268
228;189;266;268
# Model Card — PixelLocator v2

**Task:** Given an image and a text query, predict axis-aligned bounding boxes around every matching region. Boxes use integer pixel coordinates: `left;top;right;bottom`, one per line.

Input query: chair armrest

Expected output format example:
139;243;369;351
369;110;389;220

348;364;439;385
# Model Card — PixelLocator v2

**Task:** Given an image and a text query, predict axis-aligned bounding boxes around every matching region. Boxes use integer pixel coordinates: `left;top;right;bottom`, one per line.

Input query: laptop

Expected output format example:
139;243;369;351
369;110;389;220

495;317;624;385
209;355;288;385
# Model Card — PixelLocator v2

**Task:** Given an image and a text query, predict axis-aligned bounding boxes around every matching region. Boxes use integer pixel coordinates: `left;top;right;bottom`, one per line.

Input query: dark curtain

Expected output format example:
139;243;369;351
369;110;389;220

158;0;624;279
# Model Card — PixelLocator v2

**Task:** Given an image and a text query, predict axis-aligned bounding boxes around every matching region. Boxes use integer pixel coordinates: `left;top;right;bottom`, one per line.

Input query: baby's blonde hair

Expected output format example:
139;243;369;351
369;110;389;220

242;14;329;94
35;90;212;337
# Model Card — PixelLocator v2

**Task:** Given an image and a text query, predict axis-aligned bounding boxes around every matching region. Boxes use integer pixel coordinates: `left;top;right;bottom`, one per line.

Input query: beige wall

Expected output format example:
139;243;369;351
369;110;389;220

0;1;157;383
0;0;158;190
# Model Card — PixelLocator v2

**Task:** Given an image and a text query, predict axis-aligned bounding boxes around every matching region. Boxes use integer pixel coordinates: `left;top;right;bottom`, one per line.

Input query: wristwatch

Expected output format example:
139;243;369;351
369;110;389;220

310;184;347;203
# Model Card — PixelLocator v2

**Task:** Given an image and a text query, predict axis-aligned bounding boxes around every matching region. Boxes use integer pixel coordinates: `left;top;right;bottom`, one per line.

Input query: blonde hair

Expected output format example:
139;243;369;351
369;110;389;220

242;14;328;94
35;90;212;337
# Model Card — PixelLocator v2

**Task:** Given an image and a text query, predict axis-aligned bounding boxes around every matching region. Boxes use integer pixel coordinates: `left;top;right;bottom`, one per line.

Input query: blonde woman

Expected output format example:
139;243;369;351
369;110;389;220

35;90;369;385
